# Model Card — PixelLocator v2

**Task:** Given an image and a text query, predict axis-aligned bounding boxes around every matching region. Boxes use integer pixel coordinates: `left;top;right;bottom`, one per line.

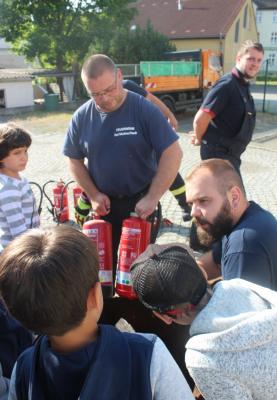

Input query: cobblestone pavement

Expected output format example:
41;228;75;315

18;111;277;246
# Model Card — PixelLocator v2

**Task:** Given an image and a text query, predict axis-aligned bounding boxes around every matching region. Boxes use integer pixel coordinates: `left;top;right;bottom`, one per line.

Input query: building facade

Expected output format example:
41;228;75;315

253;1;277;72
134;0;258;73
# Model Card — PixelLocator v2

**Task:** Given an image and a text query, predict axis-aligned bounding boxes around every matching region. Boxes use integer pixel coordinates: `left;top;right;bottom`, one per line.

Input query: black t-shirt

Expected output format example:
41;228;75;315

202;69;254;138
123;79;147;97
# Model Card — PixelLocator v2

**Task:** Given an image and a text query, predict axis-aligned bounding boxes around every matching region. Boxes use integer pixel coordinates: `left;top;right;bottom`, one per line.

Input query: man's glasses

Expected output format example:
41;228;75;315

90;73;118;99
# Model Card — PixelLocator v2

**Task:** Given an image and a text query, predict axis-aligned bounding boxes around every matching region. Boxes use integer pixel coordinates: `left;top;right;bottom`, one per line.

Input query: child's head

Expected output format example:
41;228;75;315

0;123;32;168
131;243;207;325
0;225;100;336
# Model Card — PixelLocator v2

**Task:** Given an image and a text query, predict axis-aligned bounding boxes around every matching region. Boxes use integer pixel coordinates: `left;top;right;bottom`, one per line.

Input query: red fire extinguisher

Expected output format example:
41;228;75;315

83;216;113;299
72;185;82;208
53;180;69;223
116;212;151;300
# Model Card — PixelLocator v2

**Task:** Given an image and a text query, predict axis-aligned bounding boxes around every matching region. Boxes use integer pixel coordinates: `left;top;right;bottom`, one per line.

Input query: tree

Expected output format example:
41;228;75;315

90;21;176;64
0;0;136;97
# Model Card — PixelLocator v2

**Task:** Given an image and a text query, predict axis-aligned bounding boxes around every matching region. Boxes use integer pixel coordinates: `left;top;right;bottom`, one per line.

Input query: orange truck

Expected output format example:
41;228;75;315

122;49;222;112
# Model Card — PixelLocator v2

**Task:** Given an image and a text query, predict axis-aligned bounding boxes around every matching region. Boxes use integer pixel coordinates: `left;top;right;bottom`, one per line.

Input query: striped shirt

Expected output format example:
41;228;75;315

0;174;40;251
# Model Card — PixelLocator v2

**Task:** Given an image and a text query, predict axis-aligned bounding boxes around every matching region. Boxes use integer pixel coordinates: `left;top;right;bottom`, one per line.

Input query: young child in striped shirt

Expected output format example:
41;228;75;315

0;123;40;251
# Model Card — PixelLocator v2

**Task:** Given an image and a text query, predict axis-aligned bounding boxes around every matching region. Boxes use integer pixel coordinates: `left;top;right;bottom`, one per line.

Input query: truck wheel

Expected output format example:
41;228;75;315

162;98;175;114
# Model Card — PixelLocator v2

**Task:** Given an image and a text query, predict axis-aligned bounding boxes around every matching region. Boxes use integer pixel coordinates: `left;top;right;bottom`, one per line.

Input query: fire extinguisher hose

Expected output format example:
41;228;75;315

149;201;162;243
29;181;43;216
42;180;58;221
42;180;74;224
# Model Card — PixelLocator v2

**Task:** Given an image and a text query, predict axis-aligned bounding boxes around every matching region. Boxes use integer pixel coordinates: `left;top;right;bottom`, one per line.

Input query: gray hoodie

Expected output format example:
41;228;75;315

185;279;277;400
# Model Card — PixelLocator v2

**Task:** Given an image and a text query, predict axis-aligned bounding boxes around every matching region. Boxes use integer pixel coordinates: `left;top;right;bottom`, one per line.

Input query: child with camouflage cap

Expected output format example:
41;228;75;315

131;243;277;400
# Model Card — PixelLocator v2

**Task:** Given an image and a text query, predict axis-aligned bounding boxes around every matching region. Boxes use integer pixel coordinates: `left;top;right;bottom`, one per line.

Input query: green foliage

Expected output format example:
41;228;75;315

256;73;277;82
0;0;136;71
90;21;176;63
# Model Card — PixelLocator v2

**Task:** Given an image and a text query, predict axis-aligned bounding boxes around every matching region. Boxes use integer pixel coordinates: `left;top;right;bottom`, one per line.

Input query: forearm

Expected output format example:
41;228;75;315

193;109;212;142
148;141;182;202
146;93;178;129
67;158;100;199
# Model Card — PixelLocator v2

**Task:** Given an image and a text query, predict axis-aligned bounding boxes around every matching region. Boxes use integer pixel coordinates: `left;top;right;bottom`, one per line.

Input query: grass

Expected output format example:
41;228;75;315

255;80;277;86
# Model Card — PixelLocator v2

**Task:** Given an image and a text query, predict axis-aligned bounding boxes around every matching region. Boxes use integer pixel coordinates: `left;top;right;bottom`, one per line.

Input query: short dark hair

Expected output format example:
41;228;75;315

185;158;246;196
0;123;32;166
0;226;99;336
237;40;264;57
81;54;116;81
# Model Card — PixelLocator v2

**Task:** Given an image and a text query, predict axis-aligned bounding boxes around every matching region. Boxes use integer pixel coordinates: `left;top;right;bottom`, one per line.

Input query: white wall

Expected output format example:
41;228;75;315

0;37;29;68
256;8;277;71
0;81;34;108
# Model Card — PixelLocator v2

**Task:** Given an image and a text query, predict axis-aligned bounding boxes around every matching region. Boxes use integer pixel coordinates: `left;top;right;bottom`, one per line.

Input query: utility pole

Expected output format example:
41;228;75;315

262;59;269;113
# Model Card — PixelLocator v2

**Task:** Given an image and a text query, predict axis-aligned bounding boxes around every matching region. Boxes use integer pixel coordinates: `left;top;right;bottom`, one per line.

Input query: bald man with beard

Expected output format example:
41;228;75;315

185;158;277;290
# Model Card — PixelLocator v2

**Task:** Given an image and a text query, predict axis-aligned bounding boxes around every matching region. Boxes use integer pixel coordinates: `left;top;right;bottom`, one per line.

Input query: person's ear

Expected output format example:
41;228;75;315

228;186;241;210
153;311;173;325
117;68;123;81
87;282;103;312
235;54;241;65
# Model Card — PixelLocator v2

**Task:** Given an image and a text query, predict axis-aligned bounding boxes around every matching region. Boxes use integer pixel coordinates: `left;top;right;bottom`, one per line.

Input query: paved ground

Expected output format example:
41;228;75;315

252;83;277;95
252;84;277;113
7;109;275;247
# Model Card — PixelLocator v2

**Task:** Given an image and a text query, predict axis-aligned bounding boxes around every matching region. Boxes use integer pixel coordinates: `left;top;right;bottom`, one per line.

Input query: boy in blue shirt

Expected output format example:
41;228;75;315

0;226;193;400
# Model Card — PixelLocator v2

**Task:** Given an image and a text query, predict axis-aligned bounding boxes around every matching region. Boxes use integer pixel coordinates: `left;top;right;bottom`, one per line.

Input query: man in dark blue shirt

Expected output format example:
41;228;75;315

190;40;264;172
185;159;277;290
63;54;182;283
74;80;191;225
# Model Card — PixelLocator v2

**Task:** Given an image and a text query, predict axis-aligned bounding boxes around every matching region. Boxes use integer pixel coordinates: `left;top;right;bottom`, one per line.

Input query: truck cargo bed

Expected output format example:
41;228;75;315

144;76;201;93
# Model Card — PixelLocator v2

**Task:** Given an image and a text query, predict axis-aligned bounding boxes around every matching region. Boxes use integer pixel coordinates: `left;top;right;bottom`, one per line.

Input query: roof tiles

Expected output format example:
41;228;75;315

134;0;246;39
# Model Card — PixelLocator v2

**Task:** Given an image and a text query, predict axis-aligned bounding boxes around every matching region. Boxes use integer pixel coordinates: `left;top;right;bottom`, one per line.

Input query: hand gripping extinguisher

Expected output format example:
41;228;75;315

116;212;151;300
82;215;113;299
52;180;69;223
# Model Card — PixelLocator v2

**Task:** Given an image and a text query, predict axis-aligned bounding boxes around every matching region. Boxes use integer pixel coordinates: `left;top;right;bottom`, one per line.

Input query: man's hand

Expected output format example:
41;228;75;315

91;192;111;216
191;108;212;144
135;194;158;220
189;131;201;146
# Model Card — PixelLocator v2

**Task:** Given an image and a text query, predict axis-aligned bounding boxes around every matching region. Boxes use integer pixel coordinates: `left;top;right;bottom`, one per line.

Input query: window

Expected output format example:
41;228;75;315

273;11;277;23
270;32;277;44
243;6;248;28
235;19;240;43
268;53;276;66
256;11;262;23
0;90;5;108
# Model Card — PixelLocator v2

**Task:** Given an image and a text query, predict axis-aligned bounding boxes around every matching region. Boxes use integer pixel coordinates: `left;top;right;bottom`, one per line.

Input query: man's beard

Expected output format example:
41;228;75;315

242;71;256;80
236;66;257;81
195;200;233;247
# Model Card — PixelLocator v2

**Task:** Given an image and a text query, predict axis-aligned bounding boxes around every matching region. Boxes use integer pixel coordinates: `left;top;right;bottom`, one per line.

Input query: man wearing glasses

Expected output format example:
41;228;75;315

63;54;182;283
